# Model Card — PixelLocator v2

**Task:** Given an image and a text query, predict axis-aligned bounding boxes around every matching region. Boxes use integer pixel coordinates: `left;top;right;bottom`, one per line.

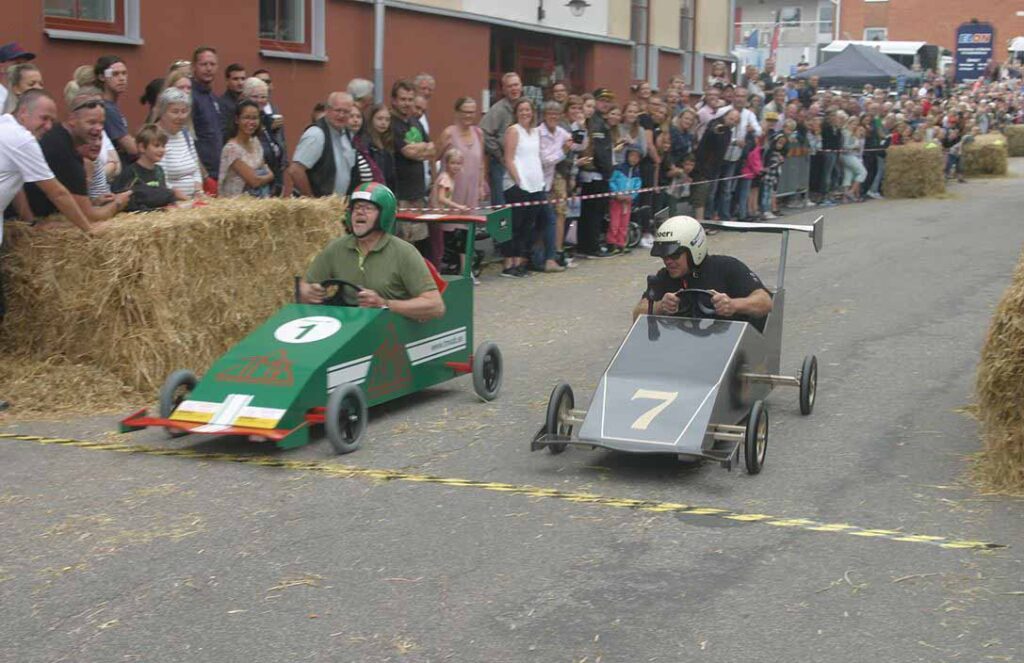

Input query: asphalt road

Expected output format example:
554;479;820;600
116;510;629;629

2;165;1023;663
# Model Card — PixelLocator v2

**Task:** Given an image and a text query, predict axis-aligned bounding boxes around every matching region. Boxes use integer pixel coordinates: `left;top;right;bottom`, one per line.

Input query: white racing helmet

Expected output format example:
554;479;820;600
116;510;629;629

650;215;707;266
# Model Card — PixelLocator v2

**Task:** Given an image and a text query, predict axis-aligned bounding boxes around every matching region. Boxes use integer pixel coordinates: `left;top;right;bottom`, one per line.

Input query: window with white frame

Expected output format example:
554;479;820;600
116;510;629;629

43;0;141;43
780;7;801;27
632;0;649;81
260;0;305;45
817;4;834;36
679;0;694;52
259;0;326;61
864;27;888;41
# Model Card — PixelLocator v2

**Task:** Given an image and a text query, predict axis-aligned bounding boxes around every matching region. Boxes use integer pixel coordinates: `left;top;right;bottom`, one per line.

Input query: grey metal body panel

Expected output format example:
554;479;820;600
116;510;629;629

576;289;786;456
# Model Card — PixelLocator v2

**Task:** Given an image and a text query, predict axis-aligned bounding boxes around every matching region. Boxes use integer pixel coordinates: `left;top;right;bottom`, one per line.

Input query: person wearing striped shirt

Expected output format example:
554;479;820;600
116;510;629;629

154;88;203;199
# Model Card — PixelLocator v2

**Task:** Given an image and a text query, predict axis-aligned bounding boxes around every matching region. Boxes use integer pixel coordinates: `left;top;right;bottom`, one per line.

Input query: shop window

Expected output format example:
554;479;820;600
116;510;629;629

259;0;326;61
632;0;649;81
43;0;140;44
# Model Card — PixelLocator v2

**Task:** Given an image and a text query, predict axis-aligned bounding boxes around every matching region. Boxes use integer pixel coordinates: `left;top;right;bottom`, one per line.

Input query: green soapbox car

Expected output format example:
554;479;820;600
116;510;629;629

119;209;511;454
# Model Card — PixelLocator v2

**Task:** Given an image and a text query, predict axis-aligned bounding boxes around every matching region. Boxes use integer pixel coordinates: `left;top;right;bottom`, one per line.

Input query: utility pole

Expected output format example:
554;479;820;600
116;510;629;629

374;0;385;103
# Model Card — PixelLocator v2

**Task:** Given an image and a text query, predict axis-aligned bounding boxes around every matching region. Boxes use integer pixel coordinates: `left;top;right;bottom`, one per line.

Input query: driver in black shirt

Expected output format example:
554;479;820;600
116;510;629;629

632;215;773;329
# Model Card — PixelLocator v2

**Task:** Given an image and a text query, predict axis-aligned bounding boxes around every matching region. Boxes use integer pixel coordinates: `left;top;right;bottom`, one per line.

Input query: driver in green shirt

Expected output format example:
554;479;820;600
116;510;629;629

298;182;445;322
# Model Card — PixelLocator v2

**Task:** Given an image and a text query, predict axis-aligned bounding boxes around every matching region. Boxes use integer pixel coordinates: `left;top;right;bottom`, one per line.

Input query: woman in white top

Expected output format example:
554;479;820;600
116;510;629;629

840;116;867;202
154;88;203;199
218;100;273;198
501;99;546;278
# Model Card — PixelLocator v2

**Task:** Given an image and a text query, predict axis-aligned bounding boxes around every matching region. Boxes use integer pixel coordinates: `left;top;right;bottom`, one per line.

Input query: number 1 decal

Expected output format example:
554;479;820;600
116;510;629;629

630;389;679;431
274;316;342;344
294;323;317;340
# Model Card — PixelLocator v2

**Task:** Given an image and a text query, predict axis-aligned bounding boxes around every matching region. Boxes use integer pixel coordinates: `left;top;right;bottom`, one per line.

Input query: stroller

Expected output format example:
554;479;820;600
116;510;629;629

624;203;675;249
441;226;488;278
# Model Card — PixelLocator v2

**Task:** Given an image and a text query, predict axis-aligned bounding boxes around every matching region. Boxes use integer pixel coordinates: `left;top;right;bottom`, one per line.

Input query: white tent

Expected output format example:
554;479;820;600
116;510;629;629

822;40;926;57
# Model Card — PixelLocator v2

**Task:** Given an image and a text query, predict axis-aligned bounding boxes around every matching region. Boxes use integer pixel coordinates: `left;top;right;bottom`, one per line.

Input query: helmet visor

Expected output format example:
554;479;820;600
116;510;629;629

651;240;684;258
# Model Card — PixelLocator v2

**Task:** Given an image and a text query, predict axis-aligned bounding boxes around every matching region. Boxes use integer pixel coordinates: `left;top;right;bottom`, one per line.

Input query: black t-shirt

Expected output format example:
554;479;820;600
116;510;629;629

639;112;664;157
642;254;769;331
391;112;428;201
25;124;87;218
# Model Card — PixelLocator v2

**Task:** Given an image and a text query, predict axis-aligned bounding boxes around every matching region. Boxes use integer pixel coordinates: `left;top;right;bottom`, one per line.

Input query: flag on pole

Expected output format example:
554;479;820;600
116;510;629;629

769;10;782;60
745;29;759;48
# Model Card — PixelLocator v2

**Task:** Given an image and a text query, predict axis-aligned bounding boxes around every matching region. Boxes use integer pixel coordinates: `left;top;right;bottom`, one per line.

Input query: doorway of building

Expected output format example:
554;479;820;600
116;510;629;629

489;27;587;104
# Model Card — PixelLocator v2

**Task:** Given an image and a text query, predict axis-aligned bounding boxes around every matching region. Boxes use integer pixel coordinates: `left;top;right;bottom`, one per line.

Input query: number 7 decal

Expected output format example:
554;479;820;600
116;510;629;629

630;389;679;431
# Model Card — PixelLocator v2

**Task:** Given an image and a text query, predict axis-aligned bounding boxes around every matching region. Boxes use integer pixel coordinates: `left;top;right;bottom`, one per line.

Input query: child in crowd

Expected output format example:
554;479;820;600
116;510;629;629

738;133;763;221
430;147;475;282
607;146;642;255
113;124;186;212
760;131;788;220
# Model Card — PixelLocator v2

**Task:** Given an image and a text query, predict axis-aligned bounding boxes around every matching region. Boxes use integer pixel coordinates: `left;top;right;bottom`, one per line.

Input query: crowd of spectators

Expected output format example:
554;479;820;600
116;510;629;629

3;40;1024;278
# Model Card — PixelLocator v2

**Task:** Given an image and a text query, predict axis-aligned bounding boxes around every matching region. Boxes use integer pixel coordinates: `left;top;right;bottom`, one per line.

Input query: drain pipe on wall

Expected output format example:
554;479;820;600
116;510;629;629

374;0;385;103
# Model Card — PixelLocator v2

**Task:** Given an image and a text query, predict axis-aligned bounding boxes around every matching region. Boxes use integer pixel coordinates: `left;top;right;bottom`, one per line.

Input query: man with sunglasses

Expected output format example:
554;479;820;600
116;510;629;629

24;91;130;222
632;215;772;329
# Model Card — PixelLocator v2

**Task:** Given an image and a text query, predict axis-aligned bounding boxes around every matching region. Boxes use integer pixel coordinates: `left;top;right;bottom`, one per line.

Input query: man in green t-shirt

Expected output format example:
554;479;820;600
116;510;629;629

298;183;445;322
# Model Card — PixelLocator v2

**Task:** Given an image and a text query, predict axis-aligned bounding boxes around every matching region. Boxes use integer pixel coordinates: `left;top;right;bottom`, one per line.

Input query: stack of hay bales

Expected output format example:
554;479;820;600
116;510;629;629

0;197;345;396
1003;125;1024;158
963;134;1008;177
974;249;1024;494
883;143;945;198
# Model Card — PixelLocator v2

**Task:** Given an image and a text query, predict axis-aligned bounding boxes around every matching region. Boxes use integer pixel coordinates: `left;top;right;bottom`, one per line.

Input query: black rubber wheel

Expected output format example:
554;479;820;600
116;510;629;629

471;252;483;279
799;355;818;416
325;384;368;454
627;221;642;249
472;341;503;401
159;369;198;438
545;382;575;455
744;400;768;475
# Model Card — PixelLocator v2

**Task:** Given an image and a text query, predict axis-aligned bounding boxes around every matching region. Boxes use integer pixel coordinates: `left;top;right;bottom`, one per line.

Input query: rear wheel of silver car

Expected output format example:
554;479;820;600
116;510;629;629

326;384;367;455
546;382;575;455
744;400;768;475
159;369;198;438
472;341;503;401
627;221;642;249
799;355;818;416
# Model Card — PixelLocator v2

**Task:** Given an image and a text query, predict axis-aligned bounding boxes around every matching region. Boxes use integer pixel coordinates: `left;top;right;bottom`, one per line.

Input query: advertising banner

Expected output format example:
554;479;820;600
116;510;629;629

955;22;995;83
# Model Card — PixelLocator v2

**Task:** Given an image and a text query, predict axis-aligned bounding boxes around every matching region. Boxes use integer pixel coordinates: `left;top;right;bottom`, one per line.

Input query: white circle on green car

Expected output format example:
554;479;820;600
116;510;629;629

274;316;342;344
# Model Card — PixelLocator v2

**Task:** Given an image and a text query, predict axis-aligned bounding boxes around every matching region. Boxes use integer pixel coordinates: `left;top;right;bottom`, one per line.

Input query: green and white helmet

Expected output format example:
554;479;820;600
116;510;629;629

346;182;398;234
651;215;707;266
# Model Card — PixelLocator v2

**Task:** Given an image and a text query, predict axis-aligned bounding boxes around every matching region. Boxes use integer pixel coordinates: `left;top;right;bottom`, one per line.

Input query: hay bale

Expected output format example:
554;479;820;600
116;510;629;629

1003;125;1024;158
974;249;1024;494
962;133;1008;177
0;197;345;396
883;143;945;198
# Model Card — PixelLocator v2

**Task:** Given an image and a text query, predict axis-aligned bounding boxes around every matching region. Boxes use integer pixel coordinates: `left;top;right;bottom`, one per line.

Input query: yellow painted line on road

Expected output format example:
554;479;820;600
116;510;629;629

0;432;1007;552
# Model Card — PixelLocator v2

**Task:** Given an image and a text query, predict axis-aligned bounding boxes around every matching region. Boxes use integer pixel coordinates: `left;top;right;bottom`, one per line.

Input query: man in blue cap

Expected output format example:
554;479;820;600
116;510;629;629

0;43;36;112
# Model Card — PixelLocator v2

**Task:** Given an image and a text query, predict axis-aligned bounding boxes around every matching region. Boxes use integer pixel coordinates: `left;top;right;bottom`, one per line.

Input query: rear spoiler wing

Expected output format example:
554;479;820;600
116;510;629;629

702;215;824;290
703;215;824;254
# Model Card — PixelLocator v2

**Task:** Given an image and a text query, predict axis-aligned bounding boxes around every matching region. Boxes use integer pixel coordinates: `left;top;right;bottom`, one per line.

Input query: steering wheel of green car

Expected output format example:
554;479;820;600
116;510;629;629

320;279;363;307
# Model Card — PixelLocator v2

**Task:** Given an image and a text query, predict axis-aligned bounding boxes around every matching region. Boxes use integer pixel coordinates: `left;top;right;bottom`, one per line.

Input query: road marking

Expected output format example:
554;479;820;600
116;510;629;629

0;432;1007;552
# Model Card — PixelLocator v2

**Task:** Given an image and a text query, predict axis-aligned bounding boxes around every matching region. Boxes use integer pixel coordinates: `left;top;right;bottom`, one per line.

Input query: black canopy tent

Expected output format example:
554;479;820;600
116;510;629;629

796;44;919;89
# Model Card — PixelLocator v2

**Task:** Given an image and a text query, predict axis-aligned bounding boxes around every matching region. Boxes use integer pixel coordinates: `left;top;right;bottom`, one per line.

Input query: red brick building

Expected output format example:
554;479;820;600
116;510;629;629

8;1;636;152
839;0;1023;55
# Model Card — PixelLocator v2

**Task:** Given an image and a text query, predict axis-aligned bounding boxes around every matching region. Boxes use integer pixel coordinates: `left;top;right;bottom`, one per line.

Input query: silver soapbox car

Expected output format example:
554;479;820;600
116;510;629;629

531;216;824;474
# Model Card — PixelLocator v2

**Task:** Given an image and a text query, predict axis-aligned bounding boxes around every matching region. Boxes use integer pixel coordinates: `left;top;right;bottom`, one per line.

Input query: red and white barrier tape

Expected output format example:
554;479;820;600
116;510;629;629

396;173;748;213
